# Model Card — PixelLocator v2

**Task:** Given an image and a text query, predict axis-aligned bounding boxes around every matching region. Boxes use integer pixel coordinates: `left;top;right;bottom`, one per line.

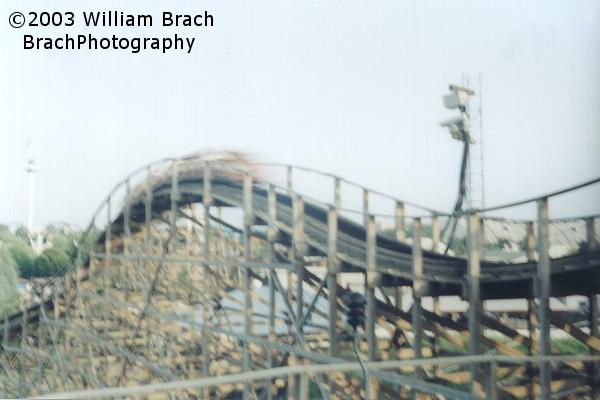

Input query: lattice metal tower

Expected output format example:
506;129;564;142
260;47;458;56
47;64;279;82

462;74;485;211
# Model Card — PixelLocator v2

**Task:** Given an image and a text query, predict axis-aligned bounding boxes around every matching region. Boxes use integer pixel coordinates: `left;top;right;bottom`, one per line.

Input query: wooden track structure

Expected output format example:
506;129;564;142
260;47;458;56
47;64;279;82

1;153;599;399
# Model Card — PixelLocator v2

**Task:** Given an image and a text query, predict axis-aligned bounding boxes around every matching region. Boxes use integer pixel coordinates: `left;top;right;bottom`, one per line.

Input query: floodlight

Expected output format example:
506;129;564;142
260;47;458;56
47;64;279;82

443;91;469;109
439;115;476;144
443;85;474;110
448;84;475;95
439;115;464;129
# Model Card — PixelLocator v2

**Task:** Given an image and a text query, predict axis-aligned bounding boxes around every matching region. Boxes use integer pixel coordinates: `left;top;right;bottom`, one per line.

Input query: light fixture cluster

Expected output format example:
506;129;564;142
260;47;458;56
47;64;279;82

440;85;476;144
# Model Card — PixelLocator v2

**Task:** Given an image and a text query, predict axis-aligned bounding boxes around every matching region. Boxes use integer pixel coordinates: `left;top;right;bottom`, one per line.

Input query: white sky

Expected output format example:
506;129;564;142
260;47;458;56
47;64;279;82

1;0;599;228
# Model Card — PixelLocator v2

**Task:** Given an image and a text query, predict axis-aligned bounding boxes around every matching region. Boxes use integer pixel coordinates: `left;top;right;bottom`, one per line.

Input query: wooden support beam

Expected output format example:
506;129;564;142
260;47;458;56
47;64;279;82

267;185;277;400
203;162;212;256
292;196;305;336
467;212;482;393
412;217;424;399
586;217;598;251
431;214;441;253
292;195;308;400
144;166;153;254
504;378;587;399
122;179;132;295
394;201;405;315
549;313;600;353
526;220;538;398
433;299;441;357
586;217;599;399
590;294;599;400
486;360;498;400
366;215;378;362
333;178;341;211
286;166;293;195
431;215;442;363
327;206;339;357
362;189;369;228
203;162;212;400
242;173;253;400
537;197;551;400
585;217;600;400
103;196;112;336
366;213;379;400
395;201;405;242
203;161;212;206
394;287;403;311
170;160;179;233
478;312;583;370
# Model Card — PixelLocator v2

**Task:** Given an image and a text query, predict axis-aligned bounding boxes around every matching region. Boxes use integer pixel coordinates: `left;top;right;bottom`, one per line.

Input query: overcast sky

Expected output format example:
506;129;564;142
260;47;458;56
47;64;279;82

1;0;599;228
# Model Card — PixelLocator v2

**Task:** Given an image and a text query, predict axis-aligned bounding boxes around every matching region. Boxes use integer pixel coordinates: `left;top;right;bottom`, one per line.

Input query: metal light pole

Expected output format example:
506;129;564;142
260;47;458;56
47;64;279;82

352;328;369;400
344;291;369;400
439;85;476;253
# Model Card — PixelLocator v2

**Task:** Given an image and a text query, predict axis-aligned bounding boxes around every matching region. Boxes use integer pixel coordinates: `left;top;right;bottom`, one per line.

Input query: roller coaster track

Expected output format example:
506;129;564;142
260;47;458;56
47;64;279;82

1;153;599;399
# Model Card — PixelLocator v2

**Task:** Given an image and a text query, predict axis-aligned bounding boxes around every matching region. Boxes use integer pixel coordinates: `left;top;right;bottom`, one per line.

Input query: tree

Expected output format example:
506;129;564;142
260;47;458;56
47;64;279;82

0;246;21;317
33;248;70;277
8;240;36;278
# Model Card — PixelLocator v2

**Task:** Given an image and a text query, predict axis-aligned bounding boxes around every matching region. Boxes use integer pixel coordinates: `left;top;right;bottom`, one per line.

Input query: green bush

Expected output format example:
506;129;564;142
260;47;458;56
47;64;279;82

47;231;79;262
0;227;80;278
33;248;70;277
51;233;71;252
8;240;36;278
0;246;21;317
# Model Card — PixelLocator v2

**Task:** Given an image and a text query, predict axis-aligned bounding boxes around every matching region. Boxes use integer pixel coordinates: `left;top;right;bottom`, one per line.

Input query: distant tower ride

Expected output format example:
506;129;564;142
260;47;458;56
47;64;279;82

26;157;45;254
